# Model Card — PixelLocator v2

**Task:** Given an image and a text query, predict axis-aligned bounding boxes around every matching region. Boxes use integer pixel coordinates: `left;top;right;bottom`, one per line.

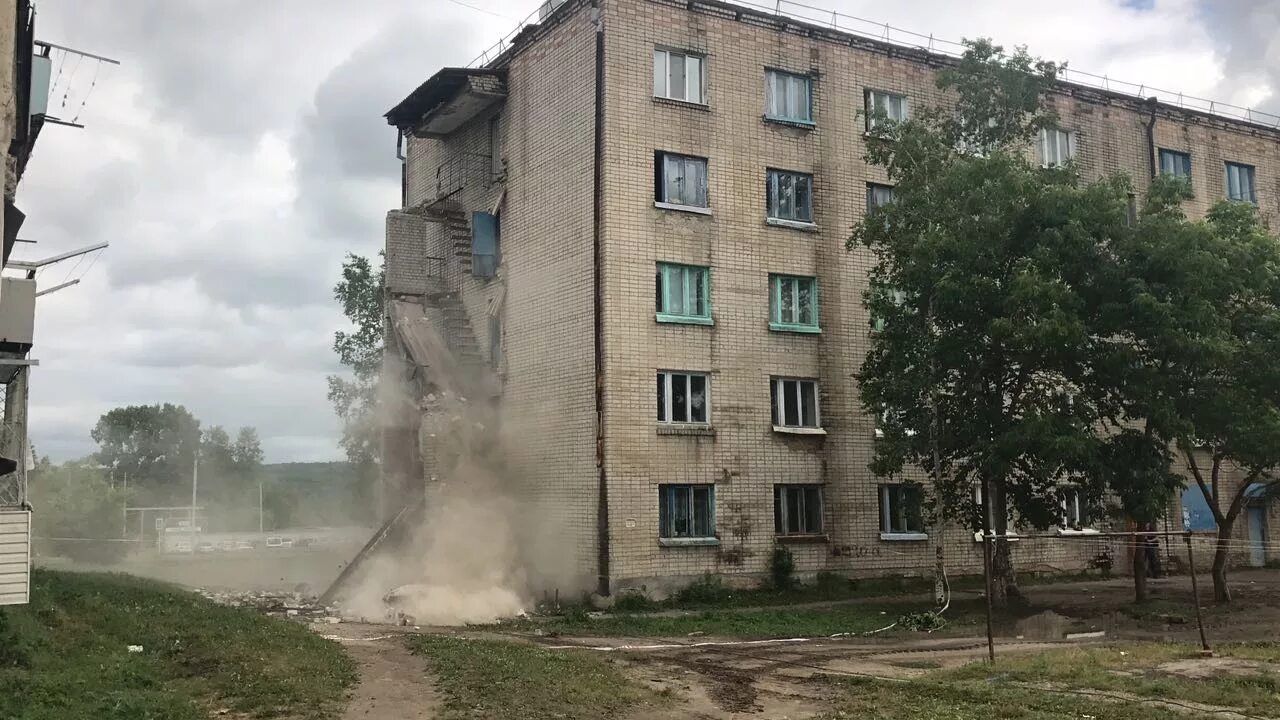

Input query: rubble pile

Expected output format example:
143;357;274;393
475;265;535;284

197;589;349;624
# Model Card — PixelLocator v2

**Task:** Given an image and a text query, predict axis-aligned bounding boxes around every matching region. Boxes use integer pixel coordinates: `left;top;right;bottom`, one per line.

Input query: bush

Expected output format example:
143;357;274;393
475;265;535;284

612;591;658;613
815;570;851;593
0;609;37;669
674;574;734;605
769;547;796;590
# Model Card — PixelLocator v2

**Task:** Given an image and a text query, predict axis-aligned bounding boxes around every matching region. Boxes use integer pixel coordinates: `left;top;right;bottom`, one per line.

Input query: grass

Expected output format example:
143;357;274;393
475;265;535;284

406;635;666;720
502;600;987;639
0;569;356;720
819;677;1174;720
945;642;1280;715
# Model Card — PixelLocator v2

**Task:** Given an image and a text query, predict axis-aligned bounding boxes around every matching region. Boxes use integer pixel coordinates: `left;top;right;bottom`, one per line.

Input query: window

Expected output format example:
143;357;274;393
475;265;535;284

653;48;705;104
657;371;709;425
1226;162;1257;204
765;69;812;124
655;152;709;209
769;274;819;332
471;211;499;279
880;484;925;536
770;377;820;429
766;169;813;224
865;89;908;130
866;183;895;210
870;287;906;332
1159;149;1192;179
655;263;711;324
1039;127;1075;167
659;484;715;539
774;484;823;535
1059;487;1090;530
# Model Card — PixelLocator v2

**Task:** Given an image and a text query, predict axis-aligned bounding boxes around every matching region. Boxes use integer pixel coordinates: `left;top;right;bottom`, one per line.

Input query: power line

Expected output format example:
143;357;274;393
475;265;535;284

442;0;512;20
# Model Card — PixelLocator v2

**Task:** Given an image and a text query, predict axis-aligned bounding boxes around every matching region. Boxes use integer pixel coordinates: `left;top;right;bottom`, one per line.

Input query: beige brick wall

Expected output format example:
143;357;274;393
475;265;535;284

596;0;1280;592
396;2;601;591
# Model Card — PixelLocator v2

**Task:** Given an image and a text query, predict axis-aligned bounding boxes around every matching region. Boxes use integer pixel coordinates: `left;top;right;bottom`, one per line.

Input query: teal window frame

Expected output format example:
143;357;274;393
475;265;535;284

656;262;712;325
768;274;819;333
764;68;813;125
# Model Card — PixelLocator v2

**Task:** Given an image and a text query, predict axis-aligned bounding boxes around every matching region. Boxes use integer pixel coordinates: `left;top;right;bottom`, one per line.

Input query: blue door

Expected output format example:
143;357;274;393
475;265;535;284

1247;505;1267;567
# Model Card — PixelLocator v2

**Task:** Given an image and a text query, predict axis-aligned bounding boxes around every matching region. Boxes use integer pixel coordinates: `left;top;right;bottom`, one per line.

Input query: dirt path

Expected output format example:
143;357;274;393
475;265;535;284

319;624;440;720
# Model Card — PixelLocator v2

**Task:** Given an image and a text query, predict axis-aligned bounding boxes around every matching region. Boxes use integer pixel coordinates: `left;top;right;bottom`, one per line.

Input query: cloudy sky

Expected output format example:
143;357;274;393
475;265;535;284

18;0;1279;464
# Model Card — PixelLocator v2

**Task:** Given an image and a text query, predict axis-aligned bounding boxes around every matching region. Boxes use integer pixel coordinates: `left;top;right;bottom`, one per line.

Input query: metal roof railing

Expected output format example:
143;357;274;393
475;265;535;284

467;0;1280;129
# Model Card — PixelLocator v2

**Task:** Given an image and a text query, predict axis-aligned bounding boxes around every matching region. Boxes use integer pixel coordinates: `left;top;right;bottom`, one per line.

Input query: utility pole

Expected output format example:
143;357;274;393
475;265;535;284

189;451;198;553
120;473;128;538
258;476;264;534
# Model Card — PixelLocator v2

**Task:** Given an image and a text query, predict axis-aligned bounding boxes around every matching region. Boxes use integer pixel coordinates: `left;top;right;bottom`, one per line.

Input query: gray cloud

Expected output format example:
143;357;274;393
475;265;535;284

1197;0;1280;114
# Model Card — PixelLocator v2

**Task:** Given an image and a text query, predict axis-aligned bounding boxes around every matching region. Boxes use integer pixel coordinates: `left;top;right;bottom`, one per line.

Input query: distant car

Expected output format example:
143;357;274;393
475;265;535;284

218;540;237;552
295;537;314;549
236;540;254;551
279;537;294;548
173;541;192;553
265;536;283;548
197;542;216;553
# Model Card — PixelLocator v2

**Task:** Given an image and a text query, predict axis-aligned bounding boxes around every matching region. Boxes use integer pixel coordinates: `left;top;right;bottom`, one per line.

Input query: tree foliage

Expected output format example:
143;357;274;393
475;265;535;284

89;403;200;503
29;460;131;563
327;252;385;467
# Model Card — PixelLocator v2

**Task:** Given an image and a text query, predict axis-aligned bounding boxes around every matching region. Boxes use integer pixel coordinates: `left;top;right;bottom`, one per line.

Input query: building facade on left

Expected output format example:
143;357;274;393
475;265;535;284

1;0;54;607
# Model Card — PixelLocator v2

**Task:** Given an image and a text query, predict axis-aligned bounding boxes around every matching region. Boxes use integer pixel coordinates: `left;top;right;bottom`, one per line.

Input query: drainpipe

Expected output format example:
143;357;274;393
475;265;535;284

590;0;610;598
1142;97;1158;181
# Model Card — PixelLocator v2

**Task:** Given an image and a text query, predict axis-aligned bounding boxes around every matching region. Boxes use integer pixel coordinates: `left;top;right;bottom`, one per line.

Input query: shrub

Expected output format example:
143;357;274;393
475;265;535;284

815;570;851;593
612;591;658;613
674;574;734;605
769;547;796;590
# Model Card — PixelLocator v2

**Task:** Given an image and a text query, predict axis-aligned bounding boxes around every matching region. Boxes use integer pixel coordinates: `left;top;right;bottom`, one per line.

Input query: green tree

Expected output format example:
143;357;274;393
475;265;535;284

28;460;131;563
852;40;1128;605
1104;183;1280;602
90;404;200;504
327;252;384;468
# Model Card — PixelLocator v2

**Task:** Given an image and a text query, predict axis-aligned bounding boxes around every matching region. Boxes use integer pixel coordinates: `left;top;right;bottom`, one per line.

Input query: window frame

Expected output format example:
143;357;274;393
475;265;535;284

770;377;822;431
866;183;895;211
1058;486;1095;532
655;262;712;325
1038;127;1075;168
879;484;926;539
657;370;711;426
766;169;815;226
1158;148;1192;179
768;274;820;333
774;484;824;536
659;484;716;541
653;47;706;105
654;151;710;211
1226;162;1258;205
864;89;908;131
764;68;814;126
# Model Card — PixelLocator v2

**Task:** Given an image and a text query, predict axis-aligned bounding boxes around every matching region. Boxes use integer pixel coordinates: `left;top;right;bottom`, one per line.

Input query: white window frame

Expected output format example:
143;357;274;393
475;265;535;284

653;48;706;105
865;89;908;131
1159;148;1192;179
774;484;824;536
771;377;821;432
866;183;895;211
879;484;927;539
1039;127;1075;168
764;68;813;125
766;169;814;225
971;484;1021;542
1057;487;1098;534
656;152;710;211
657;371;710;425
659;484;716;541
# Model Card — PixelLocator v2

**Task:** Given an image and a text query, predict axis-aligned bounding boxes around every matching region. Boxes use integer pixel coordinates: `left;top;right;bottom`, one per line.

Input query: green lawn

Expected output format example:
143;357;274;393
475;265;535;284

406;635;667;720
0;569;356;720
945;642;1280;715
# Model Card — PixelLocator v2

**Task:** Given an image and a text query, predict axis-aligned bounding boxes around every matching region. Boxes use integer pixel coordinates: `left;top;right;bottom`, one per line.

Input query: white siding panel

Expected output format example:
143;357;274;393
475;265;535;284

0;510;30;606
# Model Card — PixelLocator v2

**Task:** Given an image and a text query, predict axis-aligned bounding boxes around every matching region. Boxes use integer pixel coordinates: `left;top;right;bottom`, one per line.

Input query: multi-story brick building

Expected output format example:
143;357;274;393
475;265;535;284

382;0;1279;596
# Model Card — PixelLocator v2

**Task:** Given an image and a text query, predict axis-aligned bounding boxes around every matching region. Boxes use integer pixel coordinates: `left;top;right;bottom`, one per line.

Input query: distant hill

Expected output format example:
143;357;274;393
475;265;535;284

260;461;357;486
258;461;375;527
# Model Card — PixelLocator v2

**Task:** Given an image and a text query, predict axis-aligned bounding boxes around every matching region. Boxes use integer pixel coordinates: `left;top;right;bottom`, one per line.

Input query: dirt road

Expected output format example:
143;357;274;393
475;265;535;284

321;623;440;720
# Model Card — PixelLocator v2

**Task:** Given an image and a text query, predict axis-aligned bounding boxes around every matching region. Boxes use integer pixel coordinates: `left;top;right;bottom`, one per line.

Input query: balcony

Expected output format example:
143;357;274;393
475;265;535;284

385;68;508;139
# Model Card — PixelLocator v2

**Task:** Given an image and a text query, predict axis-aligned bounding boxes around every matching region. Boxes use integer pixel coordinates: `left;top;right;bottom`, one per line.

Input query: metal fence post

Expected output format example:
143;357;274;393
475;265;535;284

982;531;996;663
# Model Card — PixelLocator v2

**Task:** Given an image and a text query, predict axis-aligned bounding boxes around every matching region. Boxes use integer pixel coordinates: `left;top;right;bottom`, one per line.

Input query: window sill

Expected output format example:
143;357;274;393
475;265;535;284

659;537;720;547
776;533;829;544
656;313;714;326
655;201;712;216
769;322;821;335
763;116;815;130
656;424;715;437
1056;527;1101;536
880;532;929;542
652;96;710;112
972;531;1022;543
765;217;818;232
772;425;827;436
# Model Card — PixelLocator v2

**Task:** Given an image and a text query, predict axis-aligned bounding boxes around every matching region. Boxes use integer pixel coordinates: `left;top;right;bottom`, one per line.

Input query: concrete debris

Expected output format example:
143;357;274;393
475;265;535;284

127;645;144;654
197;589;355;623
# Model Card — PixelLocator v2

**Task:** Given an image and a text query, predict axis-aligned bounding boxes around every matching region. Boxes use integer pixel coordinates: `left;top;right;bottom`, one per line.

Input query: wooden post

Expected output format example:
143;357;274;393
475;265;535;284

982;531;996;663
1184;533;1211;654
